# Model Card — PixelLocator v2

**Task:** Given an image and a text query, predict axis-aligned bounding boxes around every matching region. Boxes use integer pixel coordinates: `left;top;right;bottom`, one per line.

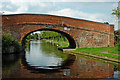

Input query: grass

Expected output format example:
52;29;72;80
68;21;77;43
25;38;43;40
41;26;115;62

75;46;120;59
59;42;69;47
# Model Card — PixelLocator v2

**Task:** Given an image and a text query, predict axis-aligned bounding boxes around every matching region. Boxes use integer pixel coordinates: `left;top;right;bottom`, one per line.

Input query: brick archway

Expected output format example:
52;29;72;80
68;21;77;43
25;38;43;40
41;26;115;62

2;14;114;48
21;28;76;48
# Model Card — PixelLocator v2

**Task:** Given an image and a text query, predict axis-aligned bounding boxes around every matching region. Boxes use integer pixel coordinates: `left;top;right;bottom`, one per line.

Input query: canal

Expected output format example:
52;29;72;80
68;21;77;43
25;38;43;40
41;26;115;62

2;40;120;79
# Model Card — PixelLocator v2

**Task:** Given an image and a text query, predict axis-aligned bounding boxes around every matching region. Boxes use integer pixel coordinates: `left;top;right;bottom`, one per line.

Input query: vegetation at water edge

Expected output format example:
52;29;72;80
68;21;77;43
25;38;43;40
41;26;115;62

40;31;69;47
2;32;21;54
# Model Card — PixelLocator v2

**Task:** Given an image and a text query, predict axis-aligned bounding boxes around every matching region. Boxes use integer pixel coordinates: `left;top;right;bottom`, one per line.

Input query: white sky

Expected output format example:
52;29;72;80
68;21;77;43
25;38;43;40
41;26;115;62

1;0;119;30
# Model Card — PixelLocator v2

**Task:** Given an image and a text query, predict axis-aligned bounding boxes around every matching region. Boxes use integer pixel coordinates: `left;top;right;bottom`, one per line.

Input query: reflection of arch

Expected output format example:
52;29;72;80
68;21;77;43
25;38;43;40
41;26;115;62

21;51;76;73
22;28;76;49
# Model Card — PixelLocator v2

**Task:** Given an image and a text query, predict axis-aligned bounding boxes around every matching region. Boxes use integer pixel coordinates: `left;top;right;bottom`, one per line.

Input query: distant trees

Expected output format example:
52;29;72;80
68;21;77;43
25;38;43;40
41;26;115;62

26;33;39;40
25;31;68;46
40;31;68;42
104;22;109;24
40;31;61;39
26;31;65;40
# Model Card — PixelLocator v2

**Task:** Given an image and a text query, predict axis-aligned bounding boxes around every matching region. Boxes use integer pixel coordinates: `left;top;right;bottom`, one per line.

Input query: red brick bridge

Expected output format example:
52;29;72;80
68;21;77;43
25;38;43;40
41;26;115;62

2;14;114;48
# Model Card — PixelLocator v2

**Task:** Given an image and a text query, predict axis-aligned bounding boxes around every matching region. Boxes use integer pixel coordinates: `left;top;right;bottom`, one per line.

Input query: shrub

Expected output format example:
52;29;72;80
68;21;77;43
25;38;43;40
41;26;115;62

2;32;21;54
114;30;120;46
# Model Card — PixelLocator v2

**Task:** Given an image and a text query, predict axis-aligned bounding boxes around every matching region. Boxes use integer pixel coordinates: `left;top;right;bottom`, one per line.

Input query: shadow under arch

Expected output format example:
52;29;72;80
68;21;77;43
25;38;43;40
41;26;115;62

21;28;76;49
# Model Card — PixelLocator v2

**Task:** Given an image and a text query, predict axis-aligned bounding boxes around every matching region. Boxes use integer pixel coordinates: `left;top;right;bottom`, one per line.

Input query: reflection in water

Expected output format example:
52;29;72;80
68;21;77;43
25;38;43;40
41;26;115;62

2;40;119;79
2;54;21;78
68;56;114;78
24;40;74;70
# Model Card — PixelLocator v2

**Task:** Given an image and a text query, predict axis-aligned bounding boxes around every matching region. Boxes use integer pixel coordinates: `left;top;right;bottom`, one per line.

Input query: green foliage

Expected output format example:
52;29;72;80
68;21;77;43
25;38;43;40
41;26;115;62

34;33;38;40
40;31;61;39
26;33;38;40
104;22;109;24
59;42;68;47
25;31;69;47
2;32;21;54
114;30;120;46
112;7;120;16
26;34;33;39
41;31;69;47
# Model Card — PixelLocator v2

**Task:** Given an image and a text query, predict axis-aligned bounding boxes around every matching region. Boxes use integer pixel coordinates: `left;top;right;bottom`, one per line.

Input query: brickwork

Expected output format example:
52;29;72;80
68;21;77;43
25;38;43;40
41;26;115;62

2;14;114;48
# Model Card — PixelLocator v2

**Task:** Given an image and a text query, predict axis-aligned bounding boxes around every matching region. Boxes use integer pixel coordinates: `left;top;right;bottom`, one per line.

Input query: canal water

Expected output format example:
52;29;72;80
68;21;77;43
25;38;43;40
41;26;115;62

2;40;120;79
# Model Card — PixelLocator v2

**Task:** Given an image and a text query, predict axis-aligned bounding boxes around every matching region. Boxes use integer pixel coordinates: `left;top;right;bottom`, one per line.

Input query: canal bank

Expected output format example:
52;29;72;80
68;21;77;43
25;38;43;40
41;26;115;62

39;40;120;71
2;40;120;79
63;47;120;64
44;39;120;64
44;39;69;48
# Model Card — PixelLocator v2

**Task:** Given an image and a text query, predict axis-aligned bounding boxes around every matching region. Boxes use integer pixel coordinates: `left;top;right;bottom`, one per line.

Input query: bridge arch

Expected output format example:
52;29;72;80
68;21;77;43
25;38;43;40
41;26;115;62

2;14;114;48
21;28;76;49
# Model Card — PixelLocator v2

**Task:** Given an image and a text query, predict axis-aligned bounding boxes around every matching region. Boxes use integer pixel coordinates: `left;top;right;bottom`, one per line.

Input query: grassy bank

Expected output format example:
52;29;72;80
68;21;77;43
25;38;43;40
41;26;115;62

75;46;119;60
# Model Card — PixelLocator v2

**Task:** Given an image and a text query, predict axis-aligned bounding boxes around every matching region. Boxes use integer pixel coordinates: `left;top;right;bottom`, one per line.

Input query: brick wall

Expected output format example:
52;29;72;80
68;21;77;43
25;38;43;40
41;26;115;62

2;14;114;48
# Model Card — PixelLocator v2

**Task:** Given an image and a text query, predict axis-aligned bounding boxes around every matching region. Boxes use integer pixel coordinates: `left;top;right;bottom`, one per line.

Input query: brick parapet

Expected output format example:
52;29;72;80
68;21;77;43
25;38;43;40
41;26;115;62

2;14;113;32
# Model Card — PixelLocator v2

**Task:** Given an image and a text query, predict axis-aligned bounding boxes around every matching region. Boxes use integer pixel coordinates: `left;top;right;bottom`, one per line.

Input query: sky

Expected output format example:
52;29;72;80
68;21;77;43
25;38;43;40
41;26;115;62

0;0;119;30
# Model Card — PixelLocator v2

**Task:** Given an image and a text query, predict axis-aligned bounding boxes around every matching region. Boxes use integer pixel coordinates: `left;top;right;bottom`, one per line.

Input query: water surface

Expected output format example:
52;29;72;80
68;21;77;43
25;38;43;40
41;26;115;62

2;40;120;79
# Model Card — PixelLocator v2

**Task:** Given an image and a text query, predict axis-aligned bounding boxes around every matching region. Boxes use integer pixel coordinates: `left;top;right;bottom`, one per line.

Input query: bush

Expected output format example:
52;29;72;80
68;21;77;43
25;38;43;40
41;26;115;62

2;32;21;54
114;30;120;46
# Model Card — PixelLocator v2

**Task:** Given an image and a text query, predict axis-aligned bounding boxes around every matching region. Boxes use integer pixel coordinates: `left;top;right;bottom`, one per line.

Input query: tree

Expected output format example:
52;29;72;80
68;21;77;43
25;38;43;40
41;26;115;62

104;22;109;24
34;33;38;40
112;6;120;30
112;7;120;16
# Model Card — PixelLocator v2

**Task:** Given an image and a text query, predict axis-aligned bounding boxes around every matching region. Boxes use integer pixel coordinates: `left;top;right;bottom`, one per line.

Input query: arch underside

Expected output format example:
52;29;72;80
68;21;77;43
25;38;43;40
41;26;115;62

22;28;76;49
